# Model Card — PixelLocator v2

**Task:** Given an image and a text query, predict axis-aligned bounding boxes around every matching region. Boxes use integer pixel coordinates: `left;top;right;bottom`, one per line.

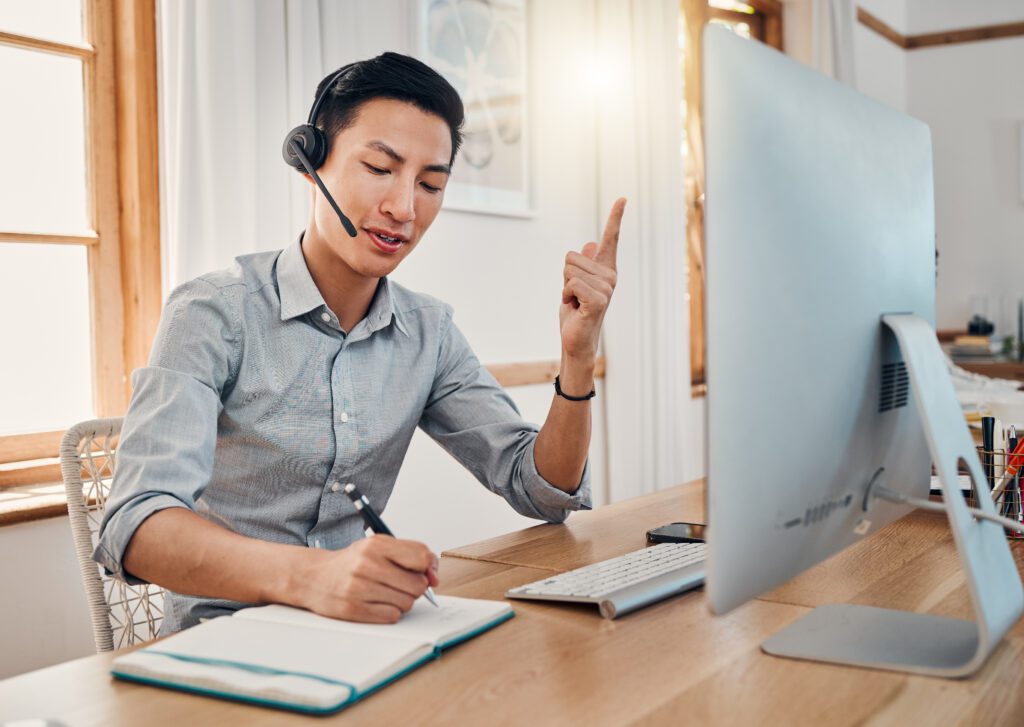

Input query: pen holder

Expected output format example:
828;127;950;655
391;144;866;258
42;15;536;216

967;446;1024;540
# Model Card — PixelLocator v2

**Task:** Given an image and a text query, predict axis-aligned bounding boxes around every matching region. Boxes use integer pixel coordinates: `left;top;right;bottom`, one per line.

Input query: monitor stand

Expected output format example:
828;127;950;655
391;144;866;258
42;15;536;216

761;313;1024;677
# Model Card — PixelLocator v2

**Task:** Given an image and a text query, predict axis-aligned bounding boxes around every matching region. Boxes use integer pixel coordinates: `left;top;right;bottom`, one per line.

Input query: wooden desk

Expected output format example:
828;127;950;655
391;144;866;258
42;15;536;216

3;483;1024;725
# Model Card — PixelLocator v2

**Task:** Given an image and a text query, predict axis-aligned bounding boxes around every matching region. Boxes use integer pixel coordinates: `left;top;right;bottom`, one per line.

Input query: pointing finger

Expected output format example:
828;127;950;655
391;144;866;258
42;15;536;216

595;197;626;269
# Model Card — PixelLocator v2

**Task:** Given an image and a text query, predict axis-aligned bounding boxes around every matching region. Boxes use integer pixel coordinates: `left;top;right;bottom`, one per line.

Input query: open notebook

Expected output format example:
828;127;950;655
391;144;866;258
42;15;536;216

112;595;514;714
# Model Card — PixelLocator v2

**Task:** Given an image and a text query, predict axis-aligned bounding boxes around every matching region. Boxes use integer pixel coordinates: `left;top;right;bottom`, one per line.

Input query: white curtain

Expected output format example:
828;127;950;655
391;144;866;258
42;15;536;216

812;0;857;86
157;0;412;294
595;0;692;502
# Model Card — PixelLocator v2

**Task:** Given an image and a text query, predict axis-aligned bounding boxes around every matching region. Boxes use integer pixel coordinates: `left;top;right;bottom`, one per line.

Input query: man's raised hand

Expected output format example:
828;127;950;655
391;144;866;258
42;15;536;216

559;197;626;363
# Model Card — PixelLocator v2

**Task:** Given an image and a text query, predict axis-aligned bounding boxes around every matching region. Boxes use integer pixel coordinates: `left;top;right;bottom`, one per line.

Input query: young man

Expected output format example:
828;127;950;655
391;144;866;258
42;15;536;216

95;53;625;633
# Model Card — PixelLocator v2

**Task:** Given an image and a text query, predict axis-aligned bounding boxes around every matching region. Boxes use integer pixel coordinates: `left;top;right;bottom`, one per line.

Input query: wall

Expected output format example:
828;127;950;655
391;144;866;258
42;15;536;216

903;9;1024;331
854;0;907;111
0;517;96;677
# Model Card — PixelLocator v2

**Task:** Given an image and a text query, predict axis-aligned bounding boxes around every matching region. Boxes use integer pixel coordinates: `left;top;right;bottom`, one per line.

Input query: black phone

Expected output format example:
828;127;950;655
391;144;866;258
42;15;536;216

646;522;707;544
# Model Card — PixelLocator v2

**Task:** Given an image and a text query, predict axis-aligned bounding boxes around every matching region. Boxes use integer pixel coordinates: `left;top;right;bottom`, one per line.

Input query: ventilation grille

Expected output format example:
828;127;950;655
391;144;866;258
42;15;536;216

879;361;909;413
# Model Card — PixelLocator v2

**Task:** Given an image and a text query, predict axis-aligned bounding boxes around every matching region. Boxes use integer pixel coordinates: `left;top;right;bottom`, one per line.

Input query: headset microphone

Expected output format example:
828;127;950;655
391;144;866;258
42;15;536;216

286;139;358;237
282;65;359;238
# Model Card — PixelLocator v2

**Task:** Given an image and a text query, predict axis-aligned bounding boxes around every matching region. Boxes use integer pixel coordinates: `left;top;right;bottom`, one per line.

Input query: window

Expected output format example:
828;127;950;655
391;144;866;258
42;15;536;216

0;0;161;498
680;0;782;389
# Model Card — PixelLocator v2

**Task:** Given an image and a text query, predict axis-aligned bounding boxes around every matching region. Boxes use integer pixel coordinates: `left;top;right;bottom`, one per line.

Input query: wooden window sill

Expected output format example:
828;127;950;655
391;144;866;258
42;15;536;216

0;482;69;527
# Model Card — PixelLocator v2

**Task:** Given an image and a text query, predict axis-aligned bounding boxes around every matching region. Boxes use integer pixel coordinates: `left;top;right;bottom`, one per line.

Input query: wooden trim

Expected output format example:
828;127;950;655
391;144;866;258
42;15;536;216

84;0;129;417
113;0;162;393
0;462;63;490
486;357;606;388
857;8;1024;50
0;29;94;59
0;497;69;527
682;0;710;387
0;431;64;465
856;8;909;49
909;21;1024;49
0;230;99;246
746;0;781;13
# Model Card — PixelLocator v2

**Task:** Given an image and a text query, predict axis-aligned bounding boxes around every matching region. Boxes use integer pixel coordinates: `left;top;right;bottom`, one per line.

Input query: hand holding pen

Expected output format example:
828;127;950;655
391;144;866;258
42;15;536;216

344;483;439;608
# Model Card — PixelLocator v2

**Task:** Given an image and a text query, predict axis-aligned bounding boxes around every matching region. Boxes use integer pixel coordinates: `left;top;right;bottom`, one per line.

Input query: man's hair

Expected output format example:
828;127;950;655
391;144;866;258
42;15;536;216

312;52;465;165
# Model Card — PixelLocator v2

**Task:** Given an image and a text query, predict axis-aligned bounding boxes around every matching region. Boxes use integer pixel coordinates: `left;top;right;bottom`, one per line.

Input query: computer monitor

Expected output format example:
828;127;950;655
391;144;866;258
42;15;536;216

702;25;1022;676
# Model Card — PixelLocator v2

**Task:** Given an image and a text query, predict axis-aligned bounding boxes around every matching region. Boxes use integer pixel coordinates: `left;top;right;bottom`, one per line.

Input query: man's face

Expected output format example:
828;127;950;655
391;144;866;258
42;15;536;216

309;97;452;280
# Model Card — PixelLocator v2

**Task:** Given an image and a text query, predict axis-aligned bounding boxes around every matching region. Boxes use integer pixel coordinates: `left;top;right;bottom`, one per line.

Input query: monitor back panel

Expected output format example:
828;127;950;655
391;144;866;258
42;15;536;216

702;25;935;614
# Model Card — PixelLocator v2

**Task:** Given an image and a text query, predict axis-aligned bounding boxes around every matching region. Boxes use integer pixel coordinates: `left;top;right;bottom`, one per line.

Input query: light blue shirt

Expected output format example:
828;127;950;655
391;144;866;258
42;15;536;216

94;237;591;632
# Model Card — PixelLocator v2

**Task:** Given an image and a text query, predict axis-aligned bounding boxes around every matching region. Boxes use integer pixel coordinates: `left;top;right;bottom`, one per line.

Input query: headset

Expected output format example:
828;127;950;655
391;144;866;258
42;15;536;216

282;64;359;237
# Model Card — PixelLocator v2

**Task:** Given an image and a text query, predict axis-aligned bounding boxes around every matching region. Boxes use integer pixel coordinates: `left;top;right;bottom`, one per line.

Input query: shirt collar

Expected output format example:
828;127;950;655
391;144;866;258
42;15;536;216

277;236;327;321
277;235;408;337
363;278;409;338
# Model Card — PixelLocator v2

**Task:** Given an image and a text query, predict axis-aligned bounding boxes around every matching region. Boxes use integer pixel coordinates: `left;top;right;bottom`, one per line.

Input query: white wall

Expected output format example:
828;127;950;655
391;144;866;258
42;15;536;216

905;0;1024;35
0;517;95;678
906;29;1024;331
854;0;907;111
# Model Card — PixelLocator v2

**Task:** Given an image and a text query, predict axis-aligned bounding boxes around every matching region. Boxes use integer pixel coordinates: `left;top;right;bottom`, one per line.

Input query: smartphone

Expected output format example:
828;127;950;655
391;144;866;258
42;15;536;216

646;522;707;544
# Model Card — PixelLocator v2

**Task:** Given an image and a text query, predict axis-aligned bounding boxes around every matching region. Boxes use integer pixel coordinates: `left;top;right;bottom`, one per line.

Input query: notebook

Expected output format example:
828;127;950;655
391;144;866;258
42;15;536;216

111;595;514;714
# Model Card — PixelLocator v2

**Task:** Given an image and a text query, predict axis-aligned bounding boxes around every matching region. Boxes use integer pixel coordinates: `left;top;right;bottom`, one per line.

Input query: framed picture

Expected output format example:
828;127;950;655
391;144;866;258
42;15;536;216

418;0;532;217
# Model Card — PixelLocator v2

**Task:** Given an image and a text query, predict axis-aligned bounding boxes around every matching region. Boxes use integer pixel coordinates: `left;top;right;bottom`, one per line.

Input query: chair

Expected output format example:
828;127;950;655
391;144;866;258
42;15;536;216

60;417;164;651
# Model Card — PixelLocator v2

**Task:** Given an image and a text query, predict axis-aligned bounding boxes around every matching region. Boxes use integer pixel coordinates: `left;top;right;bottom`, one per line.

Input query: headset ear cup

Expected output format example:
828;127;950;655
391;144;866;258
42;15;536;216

282;125;329;171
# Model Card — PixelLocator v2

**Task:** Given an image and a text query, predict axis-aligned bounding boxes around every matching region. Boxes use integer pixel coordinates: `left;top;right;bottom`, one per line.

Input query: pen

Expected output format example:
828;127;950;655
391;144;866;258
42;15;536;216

982;416;996;490
1001;430;1017;517
343;483;439;608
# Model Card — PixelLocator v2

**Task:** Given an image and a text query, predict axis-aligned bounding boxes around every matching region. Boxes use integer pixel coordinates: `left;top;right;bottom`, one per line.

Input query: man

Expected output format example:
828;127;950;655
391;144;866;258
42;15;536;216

95;52;625;632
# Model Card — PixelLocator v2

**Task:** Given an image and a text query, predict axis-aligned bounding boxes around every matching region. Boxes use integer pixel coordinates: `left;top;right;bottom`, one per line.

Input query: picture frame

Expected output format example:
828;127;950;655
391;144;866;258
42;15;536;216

417;0;533;217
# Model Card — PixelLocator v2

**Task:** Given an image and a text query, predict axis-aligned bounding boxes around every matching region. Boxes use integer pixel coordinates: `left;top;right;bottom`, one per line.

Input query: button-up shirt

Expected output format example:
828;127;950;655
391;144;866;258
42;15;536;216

94;238;591;633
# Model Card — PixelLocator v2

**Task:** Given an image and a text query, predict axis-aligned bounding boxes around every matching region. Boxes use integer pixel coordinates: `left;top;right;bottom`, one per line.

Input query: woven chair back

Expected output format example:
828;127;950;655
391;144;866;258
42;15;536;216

60;417;164;652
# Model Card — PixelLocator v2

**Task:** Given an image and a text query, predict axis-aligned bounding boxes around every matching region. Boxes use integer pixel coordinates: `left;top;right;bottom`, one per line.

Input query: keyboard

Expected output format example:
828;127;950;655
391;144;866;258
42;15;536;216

505;542;706;619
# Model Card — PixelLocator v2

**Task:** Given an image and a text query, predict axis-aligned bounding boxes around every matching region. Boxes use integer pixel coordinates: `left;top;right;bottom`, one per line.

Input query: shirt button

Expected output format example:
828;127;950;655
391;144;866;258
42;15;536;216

313;539;322;548
340;411;349;423
320;312;330;322
331;482;340;493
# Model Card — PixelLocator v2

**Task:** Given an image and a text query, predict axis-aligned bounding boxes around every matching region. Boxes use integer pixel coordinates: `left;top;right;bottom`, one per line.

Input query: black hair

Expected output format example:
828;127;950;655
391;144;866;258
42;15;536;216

312;52;465;165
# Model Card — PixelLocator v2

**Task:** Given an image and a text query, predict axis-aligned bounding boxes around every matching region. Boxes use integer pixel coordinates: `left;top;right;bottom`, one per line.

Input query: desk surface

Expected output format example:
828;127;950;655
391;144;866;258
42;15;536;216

3;483;1024;725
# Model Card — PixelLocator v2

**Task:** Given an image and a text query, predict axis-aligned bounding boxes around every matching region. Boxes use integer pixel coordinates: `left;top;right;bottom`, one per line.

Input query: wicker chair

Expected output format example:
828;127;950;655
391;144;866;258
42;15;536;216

60;417;164;652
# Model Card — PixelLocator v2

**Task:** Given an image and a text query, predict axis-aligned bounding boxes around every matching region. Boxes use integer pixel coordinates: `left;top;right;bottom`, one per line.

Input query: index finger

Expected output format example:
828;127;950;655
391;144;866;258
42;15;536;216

595;197;626;269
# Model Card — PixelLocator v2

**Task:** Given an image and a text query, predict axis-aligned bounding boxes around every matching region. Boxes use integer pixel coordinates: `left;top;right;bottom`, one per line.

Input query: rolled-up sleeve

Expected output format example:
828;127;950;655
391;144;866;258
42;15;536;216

93;279;240;583
418;312;591;523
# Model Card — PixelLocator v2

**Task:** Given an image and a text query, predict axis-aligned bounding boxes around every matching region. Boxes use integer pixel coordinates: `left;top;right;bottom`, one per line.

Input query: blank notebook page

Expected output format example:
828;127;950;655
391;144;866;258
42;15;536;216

237;595;512;646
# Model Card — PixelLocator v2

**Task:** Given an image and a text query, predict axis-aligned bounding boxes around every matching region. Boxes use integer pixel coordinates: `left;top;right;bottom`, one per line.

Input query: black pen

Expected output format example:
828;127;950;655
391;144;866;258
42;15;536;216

982;416;996;490
343;483;439;607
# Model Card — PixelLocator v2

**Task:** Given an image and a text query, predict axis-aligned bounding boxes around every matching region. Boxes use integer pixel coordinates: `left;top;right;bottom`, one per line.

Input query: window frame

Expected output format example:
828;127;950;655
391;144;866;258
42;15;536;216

0;0;161;492
681;0;782;392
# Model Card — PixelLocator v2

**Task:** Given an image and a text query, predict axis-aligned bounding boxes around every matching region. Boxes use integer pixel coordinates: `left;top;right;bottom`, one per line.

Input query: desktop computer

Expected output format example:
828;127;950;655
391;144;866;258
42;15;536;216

702;25;1023;676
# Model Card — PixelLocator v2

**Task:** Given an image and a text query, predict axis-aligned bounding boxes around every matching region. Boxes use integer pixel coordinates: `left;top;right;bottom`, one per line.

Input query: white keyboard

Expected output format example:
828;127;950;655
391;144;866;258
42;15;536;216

505;542;706;619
